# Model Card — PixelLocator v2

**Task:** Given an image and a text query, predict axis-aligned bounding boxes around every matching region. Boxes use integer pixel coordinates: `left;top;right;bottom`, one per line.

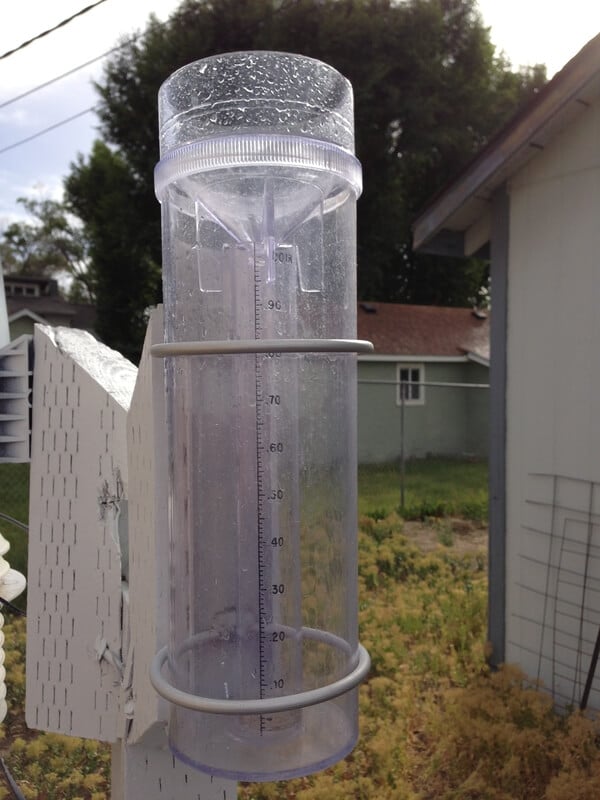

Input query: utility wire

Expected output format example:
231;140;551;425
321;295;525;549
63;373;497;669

0;39;139;112
0;0;300;113
0;0;108;62
0;0;301;156
0;107;97;156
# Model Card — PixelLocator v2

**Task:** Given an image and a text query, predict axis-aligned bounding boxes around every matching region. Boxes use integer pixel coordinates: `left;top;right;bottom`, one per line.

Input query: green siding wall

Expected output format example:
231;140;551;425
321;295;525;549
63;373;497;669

357;360;489;464
465;362;490;457
9;318;35;340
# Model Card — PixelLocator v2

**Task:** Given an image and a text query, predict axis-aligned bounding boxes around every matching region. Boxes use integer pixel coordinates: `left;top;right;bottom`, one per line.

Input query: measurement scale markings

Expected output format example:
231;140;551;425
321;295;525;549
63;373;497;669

253;244;292;735
255;251;269;735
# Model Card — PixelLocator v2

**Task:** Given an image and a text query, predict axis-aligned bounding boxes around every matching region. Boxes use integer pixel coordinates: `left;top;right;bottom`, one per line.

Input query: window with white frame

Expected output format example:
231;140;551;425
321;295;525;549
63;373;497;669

396;364;424;406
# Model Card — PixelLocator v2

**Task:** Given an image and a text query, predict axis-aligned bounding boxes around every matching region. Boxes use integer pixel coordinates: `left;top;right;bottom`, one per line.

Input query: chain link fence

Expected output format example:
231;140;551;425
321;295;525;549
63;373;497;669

358;375;489;508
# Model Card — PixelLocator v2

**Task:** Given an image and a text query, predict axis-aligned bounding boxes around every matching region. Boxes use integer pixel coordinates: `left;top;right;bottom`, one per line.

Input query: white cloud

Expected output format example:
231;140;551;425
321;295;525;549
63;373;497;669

0;1;180;218
2;0;597;224
0;165;65;219
21;177;65;202
477;0;600;77
0;106;31;127
0;1;180;92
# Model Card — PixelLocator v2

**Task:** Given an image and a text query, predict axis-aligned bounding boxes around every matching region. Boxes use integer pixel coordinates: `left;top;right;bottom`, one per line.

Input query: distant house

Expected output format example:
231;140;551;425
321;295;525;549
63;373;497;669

413;34;600;710
356;302;489;463
4;275;96;340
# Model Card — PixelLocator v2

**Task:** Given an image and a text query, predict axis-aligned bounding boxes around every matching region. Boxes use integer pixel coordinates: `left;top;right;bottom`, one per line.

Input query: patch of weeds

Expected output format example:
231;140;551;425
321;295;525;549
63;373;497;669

458;498;489;524
436;522;455;548
398;500;451;520
365;507;388;522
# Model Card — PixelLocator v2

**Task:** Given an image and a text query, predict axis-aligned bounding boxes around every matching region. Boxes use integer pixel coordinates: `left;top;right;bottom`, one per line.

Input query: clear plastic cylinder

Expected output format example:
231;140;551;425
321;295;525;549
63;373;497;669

155;52;363;781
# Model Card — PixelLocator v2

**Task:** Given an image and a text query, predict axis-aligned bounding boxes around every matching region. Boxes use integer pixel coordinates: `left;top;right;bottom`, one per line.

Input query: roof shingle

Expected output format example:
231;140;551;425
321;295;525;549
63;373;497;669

357;302;489;362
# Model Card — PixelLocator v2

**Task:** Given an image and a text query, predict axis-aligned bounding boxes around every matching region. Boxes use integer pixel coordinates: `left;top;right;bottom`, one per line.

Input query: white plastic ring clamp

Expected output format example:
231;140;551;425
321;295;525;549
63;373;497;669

150;641;371;715
151;338;375;357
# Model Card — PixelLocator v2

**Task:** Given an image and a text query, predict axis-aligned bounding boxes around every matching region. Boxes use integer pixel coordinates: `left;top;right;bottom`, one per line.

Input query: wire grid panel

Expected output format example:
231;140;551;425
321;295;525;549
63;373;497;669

512;473;600;710
0;335;31;462
26;325;137;741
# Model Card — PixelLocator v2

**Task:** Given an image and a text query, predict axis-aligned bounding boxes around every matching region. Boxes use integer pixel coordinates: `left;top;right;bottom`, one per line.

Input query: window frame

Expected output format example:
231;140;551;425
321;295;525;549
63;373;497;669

395;363;425;406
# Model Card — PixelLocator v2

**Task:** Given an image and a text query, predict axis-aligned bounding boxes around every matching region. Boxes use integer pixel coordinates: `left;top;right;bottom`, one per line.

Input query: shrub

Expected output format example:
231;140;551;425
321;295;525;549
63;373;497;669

416;665;600;800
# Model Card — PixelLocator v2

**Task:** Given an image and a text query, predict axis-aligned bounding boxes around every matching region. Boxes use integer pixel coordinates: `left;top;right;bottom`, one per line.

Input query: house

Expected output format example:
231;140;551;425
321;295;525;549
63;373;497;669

356;302;489;463
4;274;96;340
413;34;600;711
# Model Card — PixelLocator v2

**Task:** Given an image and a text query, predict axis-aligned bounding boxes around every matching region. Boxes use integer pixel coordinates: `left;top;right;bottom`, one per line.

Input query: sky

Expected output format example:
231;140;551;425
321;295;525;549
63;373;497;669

1;0;600;228
0;0;181;225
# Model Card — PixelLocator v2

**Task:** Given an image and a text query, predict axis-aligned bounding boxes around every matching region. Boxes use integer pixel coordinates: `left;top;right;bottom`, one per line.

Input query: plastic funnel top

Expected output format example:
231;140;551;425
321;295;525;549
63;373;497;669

158;51;356;157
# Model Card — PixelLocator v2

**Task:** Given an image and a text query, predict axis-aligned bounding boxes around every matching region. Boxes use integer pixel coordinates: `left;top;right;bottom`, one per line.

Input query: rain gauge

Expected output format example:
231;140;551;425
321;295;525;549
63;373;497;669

150;51;371;781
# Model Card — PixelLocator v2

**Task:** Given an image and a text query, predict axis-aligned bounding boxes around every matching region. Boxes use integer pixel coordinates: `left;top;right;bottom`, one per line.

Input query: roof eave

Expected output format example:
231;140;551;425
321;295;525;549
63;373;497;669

8;309;48;325
412;33;600;255
358;354;470;363
465;351;490;368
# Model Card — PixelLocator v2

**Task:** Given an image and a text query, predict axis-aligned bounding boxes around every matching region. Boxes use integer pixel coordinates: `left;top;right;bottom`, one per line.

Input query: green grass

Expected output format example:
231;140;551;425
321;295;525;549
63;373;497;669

239;507;600;799
5;456;600;799
0;459;486;581
359;458;488;523
0;463;30;610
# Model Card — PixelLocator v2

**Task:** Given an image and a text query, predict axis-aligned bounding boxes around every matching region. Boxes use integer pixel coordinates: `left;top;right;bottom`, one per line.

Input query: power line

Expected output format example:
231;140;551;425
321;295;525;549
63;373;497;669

0;107;97;156
0;0;301;157
0;36;140;112
0;0;108;61
1;0;300;113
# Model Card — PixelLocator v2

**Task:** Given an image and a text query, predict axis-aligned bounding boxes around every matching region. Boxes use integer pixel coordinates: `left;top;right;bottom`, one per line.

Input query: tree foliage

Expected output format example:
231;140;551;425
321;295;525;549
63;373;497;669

0;198;94;302
65;142;161;362
65;0;547;357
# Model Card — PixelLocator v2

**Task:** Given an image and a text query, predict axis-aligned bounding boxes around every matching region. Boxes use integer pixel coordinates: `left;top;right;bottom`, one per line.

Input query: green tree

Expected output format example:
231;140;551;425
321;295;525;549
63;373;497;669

66;0;546;356
65;141;161;362
0;197;95;302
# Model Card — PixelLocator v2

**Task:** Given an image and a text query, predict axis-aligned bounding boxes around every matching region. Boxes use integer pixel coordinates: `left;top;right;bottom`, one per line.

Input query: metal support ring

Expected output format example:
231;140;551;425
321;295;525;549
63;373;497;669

150;642;371;715
151;338;374;358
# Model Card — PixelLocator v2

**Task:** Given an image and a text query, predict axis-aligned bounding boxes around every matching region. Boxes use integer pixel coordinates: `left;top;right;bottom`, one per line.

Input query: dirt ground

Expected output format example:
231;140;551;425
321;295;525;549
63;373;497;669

403;517;488;554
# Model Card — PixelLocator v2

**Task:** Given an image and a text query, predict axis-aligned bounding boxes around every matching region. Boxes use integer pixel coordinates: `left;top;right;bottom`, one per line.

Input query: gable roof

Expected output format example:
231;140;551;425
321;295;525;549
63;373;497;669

412;33;600;255
357;302;489;362
8;308;48;326
7;295;77;319
6;294;96;333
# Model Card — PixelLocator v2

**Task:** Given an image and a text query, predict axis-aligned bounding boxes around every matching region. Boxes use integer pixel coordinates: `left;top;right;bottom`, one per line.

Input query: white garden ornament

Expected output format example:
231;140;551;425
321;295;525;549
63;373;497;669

0;531;26;723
